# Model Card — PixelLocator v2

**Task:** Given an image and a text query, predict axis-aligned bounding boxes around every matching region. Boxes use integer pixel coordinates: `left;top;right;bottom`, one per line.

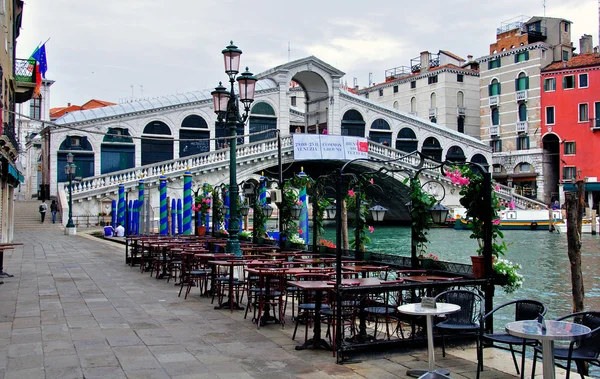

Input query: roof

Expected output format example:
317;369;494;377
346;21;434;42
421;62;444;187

527;16;572;25
542;53;600;72
439;50;465;62
55;79;278;125
82;99;116;109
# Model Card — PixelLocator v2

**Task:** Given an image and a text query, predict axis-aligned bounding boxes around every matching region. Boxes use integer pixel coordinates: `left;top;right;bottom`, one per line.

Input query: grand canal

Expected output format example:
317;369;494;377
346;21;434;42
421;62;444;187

323;226;600;318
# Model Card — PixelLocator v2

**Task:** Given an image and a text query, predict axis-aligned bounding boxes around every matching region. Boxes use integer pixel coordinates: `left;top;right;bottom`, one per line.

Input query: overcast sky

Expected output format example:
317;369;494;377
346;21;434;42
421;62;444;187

19;0;599;108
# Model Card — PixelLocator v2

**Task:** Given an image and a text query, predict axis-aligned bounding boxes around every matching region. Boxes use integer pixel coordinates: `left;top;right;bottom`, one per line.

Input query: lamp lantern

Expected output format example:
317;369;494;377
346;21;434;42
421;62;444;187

220;204;229;215
368;205;388;222
429;202;450;225
261;204;274;218
291;203;302;219
237;67;257;107
211;82;230;115
222;41;242;78
239;204;250;217
325;204;337;220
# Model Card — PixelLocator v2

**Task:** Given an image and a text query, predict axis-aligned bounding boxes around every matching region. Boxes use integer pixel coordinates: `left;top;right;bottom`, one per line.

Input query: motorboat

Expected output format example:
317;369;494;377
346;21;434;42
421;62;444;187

553;218;600;234
452;207;563;231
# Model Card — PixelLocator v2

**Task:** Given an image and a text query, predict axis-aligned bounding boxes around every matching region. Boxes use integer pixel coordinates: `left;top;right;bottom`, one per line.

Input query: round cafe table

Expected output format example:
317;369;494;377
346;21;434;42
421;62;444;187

397;303;460;379
506;320;591;379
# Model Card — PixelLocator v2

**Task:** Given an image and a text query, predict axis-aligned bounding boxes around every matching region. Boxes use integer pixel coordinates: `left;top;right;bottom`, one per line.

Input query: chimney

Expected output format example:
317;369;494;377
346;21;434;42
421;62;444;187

579;34;593;54
420;51;430;72
467;55;473;61
67;103;71;107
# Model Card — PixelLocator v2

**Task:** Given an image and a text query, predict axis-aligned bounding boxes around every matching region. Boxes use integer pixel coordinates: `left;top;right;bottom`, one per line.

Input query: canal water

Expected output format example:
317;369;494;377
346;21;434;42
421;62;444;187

323;226;600;319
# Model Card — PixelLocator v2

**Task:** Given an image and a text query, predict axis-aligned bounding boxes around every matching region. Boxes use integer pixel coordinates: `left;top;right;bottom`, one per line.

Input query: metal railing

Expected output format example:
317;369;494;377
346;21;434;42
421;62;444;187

591;118;600;131
516;90;527;101
489;126;499;136
15;59;36;83
428;108;437;118
516;121;528;133
384;66;411;81
457;107;466;116
489;95;499;106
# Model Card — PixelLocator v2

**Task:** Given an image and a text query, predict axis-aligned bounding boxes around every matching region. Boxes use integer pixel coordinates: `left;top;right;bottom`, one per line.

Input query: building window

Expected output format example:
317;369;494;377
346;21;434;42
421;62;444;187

365;92;369;99
428;75;438;85
393;85;398;93
516;135;530;150
564;141;576;155
564;22;569;32
544;78;556;92
518;103;527;121
457;116;465;133
563;166;576;181
457;74;464;82
579;103;588;122
579;73;588;88
520;163;531;172
410;81;416;89
489;78;501;96
491;107;500;125
562;50;569;61
488;58;501;69
490;139;502;152
542;50;547;59
516;72;529;91
393;101;399;109
291;96;296;107
410;97;416;113
457;91;464;107
563;75;575;89
546;106;555;125
29;96;42;120
515;51;529;63
379;88;384;97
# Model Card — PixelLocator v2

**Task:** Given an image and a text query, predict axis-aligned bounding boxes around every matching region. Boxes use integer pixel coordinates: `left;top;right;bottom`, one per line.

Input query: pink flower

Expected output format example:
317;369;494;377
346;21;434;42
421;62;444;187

494;184;500;192
348;189;355;197
369;178;374;185
368;225;374;233
296;200;303;206
298;229;303;235
492;218;501;225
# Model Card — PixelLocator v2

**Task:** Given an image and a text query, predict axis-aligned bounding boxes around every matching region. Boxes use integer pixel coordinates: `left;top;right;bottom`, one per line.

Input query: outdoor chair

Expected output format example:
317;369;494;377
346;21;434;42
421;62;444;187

364;287;400;341
531;311;600;379
434;289;483;358
476;299;547;379
323;283;360;357
292;273;331;342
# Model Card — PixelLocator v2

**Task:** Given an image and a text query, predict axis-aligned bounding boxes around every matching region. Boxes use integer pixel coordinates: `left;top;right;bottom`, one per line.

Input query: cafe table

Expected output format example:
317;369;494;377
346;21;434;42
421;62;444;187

505;320;591;379
208;260;247;312
397;303;460;378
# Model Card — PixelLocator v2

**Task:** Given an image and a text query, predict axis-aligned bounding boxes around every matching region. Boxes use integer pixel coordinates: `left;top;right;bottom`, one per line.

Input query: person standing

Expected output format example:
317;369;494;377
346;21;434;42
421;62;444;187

50;200;58;223
39;200;48;223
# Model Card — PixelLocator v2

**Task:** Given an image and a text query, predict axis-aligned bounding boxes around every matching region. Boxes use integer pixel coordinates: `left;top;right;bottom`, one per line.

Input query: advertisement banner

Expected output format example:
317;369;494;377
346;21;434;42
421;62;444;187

293;134;322;160
320;135;344;160
293;134;368;161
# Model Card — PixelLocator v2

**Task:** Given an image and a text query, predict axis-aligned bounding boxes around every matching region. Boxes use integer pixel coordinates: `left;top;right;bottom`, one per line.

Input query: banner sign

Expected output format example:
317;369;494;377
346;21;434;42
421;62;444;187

293;134;368;161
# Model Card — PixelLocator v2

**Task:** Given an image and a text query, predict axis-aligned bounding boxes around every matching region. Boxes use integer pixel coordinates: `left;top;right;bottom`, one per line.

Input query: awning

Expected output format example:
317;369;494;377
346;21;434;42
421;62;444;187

8;162;24;183
492;173;509;179
509;172;539;178
563;182;600;192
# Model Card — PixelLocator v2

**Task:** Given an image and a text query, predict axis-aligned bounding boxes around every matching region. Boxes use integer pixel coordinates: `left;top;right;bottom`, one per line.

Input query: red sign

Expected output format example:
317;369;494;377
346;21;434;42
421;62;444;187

357;141;368;152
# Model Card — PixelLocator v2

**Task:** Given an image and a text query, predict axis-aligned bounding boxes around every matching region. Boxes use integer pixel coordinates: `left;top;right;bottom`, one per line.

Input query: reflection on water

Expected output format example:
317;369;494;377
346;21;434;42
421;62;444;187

323;227;600;318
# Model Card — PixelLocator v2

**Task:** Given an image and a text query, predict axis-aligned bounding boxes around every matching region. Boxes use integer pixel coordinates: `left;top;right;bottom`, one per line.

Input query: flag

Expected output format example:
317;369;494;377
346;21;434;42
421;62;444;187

32;43;48;78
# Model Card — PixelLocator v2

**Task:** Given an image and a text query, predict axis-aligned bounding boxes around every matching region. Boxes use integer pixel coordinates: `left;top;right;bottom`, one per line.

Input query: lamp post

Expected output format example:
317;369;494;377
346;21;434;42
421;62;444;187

64;153;77;235
211;41;257;257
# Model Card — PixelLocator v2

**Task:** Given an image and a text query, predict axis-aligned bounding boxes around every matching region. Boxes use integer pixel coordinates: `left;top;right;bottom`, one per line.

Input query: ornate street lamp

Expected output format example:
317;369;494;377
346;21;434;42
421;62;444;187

64;153;77;232
239;204;250;217
325;204;337;220
261;204;274;218
290;203;302;219
429;202;450;225
368;205;388;222
211;41;257;256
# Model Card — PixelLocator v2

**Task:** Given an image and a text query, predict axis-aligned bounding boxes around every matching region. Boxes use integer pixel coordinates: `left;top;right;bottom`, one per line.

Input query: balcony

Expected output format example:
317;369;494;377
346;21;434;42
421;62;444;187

516;121;528;133
489;95;499;106
591;118;600;131
14;58;37;103
516;90;527;102
428;108;437;118
490;125;499;136
384;66;411;82
457;107;466;116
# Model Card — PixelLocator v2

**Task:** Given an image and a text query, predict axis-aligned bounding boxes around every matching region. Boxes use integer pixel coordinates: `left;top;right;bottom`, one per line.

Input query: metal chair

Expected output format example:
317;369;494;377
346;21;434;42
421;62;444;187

476;299;547;379
434;290;483;358
531;311;600;379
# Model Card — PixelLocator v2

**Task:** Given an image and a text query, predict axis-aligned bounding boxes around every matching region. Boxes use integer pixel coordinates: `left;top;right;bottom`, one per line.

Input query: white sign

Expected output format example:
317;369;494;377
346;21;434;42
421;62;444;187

293;134;368;161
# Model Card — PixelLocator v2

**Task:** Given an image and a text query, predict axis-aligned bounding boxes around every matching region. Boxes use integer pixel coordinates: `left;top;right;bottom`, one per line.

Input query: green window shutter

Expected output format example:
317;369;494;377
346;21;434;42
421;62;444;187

488;61;492;70
498;58;501;68
562;77;567;89
525;51;529;60
499;140;502;152
515;79;519;91
526;136;530;149
488;85;492;96
514;54;519;63
498;82;501;94
525;77;529;90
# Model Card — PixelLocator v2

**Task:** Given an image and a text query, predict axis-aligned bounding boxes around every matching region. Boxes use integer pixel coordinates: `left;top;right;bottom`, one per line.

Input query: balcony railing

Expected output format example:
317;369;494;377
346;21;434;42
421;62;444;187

457;107;466;116
591;118;600;131
428;108;437;118
15;59;36;83
490;125;499;136
516;121;528;133
489;95;499;106
384;66;411;81
516;90;527;102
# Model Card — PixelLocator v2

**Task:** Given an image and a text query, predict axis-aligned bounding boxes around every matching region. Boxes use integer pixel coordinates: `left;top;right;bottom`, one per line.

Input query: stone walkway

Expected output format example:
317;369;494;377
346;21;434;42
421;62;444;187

0;229;523;379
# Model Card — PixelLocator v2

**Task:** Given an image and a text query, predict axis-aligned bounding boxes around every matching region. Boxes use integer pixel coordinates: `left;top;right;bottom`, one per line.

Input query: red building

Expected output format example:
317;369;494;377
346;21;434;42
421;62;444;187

541;51;600;208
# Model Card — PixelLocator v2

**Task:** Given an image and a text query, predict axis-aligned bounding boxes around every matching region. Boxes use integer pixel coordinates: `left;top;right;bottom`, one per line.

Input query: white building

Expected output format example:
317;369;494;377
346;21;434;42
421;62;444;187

357;50;481;140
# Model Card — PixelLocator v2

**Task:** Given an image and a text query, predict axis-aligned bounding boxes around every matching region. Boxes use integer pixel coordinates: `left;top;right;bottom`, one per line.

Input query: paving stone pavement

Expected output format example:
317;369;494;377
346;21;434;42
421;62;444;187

0;229;520;379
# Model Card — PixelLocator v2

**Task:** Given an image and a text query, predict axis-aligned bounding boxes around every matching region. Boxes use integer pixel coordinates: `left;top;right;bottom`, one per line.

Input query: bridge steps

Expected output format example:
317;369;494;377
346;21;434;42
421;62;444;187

14;201;63;230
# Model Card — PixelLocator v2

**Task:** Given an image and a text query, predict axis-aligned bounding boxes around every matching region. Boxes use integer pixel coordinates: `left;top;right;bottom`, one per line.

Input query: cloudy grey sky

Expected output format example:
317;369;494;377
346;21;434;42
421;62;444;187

19;0;599;108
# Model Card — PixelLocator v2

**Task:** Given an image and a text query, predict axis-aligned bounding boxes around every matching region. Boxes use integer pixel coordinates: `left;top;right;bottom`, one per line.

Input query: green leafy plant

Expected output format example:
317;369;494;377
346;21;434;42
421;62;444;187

405;177;437;253
289;233;305;245
346;188;375;252
193;183;213;226
493;258;524;293
252;197;268;241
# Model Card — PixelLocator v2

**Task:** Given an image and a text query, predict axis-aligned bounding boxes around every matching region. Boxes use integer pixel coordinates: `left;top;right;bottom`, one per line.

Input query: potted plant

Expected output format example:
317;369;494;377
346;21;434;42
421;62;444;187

318;239;336;253
194;183;212;236
418;252;439;269
239;230;252;241
289;232;306;250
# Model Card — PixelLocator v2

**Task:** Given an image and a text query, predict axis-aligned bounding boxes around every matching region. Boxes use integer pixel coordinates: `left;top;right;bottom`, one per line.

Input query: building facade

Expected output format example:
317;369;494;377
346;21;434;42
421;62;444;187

540;39;600;209
477;16;573;203
357;50;480;140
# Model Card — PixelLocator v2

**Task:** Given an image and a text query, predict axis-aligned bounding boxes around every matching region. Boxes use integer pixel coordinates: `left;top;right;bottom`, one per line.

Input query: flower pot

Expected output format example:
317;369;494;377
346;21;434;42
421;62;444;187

471;255;486;278
197;226;206;236
319;245;327;253
420;258;434;269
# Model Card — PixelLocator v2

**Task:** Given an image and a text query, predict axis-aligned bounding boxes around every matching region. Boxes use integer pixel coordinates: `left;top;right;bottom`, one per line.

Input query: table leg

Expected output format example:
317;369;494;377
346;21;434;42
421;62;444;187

542;340;556;379
295;290;331;351
214;265;243;311
0;251;13;278
406;315;450;378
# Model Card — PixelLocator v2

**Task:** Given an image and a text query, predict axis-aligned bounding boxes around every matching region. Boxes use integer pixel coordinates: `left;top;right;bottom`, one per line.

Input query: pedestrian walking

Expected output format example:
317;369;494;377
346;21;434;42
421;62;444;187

50;200;58;223
39;200;48;223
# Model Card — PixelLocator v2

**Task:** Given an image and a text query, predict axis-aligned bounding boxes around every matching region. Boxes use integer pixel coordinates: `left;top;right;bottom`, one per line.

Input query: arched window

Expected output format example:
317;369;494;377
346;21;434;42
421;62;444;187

410;97;416;113
393;101;399;109
446;146;466;162
470;154;489;174
369;119;391;146
430;93;437;108
249;102;277;143
101;128;135;174
457;91;464;107
57;136;95;182
516;72;529;91
491;108;500;126
341;110;366;137
489;78;501;96
395;128;417;152
422;137;442;161
180;115;210;157
142;121;173;165
518;104;527;122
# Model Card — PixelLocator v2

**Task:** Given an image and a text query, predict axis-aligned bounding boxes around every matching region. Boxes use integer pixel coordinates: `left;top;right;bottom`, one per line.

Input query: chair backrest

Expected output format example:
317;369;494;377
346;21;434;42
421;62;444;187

557;311;600;353
435;290;483;326
515;300;547;321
